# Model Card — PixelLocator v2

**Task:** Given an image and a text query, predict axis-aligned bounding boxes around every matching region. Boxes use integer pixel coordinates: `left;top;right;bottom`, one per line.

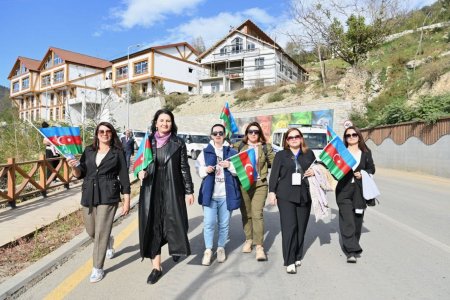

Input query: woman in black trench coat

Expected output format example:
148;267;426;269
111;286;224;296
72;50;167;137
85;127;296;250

137;109;194;284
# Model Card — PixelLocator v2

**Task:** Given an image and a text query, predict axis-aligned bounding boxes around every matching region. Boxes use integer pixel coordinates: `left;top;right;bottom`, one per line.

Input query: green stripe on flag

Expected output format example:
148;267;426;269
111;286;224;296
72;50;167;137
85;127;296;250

55;144;83;156
230;155;251;191
319;151;345;180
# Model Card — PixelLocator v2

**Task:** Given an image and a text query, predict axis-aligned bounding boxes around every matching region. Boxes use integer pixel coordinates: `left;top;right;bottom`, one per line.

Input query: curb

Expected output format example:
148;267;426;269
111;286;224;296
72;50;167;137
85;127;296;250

0;195;140;300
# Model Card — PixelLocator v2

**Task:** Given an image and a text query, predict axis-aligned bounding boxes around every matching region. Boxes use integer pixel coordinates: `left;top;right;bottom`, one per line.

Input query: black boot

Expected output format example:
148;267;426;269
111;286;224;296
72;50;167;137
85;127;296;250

172;255;180;262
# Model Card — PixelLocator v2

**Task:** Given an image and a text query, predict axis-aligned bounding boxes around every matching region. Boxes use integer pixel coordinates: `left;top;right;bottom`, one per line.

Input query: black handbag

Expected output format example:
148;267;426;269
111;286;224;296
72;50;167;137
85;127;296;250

366;198;379;207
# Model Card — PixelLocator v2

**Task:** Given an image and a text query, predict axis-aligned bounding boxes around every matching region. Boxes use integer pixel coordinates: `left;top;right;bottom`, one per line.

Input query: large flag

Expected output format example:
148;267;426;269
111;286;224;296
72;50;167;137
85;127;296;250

326;125;337;142
220;102;239;138
319;136;357;181
133;132;153;178
40;127;82;157
229;148;258;191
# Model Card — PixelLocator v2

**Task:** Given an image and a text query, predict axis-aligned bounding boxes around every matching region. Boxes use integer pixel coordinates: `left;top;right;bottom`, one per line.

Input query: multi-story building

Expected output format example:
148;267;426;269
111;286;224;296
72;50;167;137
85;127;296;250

197;19;308;94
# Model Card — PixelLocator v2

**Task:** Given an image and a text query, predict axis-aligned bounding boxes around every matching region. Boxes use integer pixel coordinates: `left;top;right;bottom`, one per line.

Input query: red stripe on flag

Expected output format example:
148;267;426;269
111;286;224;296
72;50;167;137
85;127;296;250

324;143;352;175
48;135;82;146
239;151;255;185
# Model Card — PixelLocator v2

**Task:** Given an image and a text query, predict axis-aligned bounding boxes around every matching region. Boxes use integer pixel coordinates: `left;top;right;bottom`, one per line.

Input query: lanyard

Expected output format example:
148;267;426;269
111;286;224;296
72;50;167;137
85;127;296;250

293;151;301;173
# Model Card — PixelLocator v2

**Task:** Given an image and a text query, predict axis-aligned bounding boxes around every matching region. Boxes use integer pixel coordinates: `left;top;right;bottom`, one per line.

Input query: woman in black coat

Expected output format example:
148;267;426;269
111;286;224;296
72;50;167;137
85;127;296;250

137;109;194;285
335;126;375;263
268;128;315;274
68;122;131;283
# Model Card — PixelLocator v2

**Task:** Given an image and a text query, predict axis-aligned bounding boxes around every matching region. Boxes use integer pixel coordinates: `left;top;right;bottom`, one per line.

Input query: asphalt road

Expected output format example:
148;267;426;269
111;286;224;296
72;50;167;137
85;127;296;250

18;162;450;300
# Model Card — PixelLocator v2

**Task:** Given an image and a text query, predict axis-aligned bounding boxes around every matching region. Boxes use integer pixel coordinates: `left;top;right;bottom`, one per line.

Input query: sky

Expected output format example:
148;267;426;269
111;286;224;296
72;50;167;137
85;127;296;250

0;0;437;87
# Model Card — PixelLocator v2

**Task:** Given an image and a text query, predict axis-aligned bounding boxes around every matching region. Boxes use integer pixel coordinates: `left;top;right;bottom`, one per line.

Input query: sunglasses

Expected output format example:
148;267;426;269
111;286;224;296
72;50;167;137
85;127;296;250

211;131;224;136
286;135;302;141
98;129;112;135
345;133;358;138
247;130;260;135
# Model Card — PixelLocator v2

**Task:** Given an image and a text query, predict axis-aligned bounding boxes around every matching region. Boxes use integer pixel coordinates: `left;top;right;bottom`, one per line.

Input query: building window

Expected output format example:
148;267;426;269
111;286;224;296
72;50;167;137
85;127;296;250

54;54;63;65
116;66;128;80
188;67;193;73
231;37;243;54
42;74;51;87
211;82;220;93
188;86;193;92
142;83;148;93
22;77;30;89
220;47;227;55
134;61;148;75
247;43;255;51
255;58;265;70
50;109;54;120
13;81;20;92
54;70;64;83
56;107;60;119
44;56;52;69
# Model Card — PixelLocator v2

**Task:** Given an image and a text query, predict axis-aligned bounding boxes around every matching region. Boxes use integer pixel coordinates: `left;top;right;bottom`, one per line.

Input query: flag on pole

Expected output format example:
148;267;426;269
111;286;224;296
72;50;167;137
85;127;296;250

40;127;82;157
220;102;239;138
229;148;258;191
133;132;153;178
319;136;357;181
326;125;337;142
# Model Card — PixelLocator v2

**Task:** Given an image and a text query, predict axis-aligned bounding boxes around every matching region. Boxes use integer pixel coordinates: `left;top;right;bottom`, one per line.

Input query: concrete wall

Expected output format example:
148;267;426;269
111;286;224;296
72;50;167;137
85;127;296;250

366;135;450;178
111;96;164;131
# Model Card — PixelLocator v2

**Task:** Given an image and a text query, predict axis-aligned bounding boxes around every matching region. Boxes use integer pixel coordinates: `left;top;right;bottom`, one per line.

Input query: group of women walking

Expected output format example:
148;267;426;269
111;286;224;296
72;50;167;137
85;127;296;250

67;108;375;284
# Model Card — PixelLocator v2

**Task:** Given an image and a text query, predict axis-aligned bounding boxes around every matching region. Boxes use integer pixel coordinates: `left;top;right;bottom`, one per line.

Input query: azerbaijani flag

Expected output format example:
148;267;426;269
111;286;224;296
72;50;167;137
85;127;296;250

40;127;82;157
133;132;153;178
229;148;258;191
319;136;357;181
326;125;337;142
220;102;239;138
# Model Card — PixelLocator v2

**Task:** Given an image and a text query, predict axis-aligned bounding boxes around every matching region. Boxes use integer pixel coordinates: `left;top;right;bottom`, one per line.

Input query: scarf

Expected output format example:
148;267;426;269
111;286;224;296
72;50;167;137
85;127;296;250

154;131;171;148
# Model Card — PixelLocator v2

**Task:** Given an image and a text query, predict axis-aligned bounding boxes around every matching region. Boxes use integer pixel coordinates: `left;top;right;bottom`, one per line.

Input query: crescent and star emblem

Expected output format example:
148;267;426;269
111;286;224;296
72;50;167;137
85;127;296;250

244;163;253;175
333;154;342;165
56;136;66;146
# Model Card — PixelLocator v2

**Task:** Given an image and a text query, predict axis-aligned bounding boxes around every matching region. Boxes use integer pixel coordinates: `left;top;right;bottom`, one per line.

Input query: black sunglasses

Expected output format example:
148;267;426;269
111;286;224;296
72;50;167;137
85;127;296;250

211;131;224;136
247;129;260;135
345;133;358;138
286;134;302;141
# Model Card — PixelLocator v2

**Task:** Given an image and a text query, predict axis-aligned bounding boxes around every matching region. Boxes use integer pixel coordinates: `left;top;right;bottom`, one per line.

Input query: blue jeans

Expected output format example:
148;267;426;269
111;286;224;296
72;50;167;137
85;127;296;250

203;197;231;249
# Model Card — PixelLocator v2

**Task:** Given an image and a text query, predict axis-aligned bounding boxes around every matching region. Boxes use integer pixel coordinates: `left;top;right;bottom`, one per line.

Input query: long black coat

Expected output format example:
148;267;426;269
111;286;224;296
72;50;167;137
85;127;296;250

335;150;375;209
269;149;316;205
138;134;194;258
77;146;131;207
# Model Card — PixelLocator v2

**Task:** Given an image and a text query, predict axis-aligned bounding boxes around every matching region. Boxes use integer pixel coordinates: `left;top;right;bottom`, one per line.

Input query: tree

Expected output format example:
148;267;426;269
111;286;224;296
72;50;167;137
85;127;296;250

191;36;206;53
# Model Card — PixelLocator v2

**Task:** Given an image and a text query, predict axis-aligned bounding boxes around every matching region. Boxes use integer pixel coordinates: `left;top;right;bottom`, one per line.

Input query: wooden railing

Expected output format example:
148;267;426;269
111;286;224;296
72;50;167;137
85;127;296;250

0;154;78;207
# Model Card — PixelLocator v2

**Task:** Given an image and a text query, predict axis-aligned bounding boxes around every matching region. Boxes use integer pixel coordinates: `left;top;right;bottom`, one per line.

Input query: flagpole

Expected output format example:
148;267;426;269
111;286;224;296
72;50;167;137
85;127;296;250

224;147;253;161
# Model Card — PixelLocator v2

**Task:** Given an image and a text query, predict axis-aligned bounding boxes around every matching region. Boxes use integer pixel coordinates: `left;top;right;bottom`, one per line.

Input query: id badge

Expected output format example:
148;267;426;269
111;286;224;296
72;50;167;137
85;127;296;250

292;173;301;186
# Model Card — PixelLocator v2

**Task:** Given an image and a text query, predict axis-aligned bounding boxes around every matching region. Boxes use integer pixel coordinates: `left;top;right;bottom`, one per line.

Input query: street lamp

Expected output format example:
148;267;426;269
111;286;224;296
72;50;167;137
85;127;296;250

127;43;142;129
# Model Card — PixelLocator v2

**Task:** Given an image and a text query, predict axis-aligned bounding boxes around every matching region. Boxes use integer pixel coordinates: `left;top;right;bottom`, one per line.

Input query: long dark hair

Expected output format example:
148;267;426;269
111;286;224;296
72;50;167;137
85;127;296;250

92;122;122;151
150;109;178;135
283;128;309;153
343;126;370;152
242;122;267;144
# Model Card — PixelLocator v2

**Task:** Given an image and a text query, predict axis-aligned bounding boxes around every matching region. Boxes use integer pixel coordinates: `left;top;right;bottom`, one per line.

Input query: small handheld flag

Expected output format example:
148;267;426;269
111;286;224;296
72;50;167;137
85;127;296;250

326;125;337;142
220;102;239;138
229;148;258;191
319;136;357;181
39;127;83;157
133;132;153;178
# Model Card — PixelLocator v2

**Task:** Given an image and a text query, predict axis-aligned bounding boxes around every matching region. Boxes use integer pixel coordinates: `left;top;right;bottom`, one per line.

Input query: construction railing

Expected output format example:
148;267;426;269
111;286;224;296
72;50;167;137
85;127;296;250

0;154;78;207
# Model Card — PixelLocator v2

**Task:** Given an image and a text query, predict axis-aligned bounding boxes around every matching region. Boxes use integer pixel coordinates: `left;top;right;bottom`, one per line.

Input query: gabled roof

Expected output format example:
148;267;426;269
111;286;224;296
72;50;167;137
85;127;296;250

8;56;41;79
110;42;199;63
197;19;308;73
38;47;112;70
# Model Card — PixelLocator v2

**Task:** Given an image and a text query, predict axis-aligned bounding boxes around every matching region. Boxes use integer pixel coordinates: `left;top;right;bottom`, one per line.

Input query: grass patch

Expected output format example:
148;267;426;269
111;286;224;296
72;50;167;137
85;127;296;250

267;91;285;103
164;93;190;111
235;85;279;105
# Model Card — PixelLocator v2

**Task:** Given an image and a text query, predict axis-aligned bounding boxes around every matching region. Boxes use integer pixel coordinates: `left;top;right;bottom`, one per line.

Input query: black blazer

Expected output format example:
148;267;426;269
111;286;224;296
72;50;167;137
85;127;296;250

269;149;316;205
77;146;131;207
121;136;135;155
335;150;375;209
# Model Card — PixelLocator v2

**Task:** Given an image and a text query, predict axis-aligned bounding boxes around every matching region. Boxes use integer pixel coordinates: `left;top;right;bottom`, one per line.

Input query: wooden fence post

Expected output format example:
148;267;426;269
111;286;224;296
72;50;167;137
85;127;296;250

39;154;47;197
63;157;70;189
7;158;16;208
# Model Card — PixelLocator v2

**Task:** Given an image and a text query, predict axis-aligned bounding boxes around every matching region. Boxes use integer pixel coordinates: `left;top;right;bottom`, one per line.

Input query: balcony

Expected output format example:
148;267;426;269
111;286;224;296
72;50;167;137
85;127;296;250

98;79;113;90
68;96;102;106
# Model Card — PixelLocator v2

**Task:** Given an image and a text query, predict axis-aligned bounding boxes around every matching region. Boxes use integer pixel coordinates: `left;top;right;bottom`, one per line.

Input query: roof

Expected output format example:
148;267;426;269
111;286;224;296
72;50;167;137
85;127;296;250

110;42;200;63
197;19;308;74
38;47;112;70
7;56;41;79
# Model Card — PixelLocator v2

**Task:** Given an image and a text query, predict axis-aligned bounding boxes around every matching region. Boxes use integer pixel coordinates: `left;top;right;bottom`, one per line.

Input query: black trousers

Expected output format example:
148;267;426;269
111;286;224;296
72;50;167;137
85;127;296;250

277;199;311;266
45;149;59;180
338;199;364;255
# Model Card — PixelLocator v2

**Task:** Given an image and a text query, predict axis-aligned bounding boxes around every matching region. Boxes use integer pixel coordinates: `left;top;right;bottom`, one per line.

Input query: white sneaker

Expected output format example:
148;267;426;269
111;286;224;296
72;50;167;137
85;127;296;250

202;249;212;266
217;247;226;263
90;268;104;283
295;260;302;267
286;264;296;274
106;236;115;259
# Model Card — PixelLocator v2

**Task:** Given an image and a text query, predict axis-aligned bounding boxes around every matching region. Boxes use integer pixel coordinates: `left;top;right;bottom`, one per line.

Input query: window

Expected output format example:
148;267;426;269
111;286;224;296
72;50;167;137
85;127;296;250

231;37;243;54
188;86;193;92
50;109;54;120
13;81;19;92
116;66;128;80
255;58;265;70
54;70;64;83
56;107;60;119
44;56;52;69
220;47;227;55
134;61;148;75
22;77;30;89
53;54;63;65
211;82;220;93
247;43;255;51
188;67;193;73
42;75;51;87
142;83;148;93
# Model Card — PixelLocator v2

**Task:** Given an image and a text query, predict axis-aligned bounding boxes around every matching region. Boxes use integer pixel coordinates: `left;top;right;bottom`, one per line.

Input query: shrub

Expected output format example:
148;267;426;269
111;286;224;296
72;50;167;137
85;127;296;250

267;92;285;103
164;93;189;111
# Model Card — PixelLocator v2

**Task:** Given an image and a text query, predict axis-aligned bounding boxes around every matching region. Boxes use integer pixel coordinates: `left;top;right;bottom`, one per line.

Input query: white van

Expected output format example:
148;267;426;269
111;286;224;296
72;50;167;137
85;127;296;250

177;132;210;160
271;125;327;159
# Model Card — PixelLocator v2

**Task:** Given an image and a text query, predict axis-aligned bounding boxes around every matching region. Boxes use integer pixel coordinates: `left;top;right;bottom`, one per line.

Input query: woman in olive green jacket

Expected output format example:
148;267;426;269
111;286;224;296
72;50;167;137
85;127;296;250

234;122;275;261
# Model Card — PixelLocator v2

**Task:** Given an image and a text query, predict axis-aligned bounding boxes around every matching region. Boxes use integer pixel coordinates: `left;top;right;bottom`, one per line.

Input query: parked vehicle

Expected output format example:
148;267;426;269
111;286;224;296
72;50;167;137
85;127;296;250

177;132;210;160
119;129;147;150
229;134;244;147
271;125;327;159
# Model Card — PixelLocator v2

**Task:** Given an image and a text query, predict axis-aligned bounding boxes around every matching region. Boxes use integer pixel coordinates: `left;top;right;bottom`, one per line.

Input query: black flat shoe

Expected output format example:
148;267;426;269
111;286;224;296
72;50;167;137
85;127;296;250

172;255;180;262
147;268;163;284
